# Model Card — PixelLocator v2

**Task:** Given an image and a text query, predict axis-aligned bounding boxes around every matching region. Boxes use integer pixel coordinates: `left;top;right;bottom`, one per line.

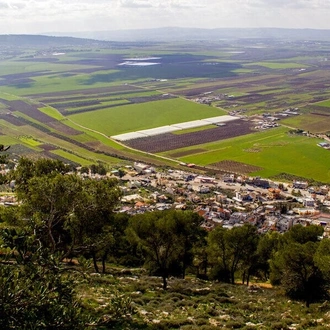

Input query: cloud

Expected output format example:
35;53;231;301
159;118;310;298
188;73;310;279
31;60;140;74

120;0;154;8
0;1;25;10
0;0;330;34
168;0;206;9
250;0;330;9
0;1;9;8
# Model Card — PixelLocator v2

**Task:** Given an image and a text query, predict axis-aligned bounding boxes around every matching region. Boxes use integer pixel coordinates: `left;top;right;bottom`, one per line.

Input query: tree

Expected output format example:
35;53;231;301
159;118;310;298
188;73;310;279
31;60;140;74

314;238;330;279
127;210;204;289
80;166;89;174
0;205;22;227
226;224;259;284
0;144;10;152
11;158;121;267
65;177;122;273
107;213;139;267
207;226;231;283
0;228;87;329
255;231;281;281
90;163;107;175
18;173;82;253
12;157;70;195
269;224;328;307
170;210;206;279
284;224;324;244
207;224;259;284
270;241;328;307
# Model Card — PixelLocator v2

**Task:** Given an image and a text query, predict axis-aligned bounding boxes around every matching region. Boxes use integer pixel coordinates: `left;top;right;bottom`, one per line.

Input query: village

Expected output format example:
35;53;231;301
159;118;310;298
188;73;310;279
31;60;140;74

1;160;330;237
111;162;330;236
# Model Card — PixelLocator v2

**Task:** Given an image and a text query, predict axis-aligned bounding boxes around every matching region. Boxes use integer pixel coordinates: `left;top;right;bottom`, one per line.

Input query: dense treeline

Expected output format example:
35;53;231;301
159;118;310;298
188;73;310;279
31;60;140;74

1;158;330;328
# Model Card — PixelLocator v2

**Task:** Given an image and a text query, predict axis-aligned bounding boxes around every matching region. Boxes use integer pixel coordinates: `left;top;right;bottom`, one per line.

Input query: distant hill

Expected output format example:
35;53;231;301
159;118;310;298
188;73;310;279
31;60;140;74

3;28;330;48
48;27;330;42
0;34;150;49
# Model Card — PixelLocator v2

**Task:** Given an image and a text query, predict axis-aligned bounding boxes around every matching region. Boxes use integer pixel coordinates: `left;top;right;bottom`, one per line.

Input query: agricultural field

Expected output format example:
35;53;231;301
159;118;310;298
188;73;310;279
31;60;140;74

280;113;330;133
160;127;330;183
68;98;226;136
125;119;254;153
315;99;330;108
1;35;330;181
246;61;309;69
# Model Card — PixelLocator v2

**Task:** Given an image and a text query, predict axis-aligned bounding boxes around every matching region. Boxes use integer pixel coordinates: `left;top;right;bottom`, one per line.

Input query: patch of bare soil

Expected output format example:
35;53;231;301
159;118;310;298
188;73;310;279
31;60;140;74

211;160;263;174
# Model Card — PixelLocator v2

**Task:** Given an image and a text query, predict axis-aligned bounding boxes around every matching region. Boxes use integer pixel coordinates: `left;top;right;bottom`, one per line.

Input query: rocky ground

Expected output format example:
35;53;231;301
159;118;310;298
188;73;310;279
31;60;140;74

78;269;330;329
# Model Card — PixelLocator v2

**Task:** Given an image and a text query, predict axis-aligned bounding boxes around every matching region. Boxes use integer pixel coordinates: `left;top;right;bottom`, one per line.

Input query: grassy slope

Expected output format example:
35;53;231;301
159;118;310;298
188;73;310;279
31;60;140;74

80;271;330;329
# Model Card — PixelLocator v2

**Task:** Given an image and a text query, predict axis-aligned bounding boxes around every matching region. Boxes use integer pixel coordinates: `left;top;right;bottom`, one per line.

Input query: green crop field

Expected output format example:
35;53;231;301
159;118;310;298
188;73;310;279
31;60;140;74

247;62;309;69
51;149;95;166
315;99;330;107
0;60;98;76
64;99;131;113
281;114;330;133
162;127;330;182
68;98;227;136
39;106;64;120
0;70;124;96
18;136;41;147
0;92;23;101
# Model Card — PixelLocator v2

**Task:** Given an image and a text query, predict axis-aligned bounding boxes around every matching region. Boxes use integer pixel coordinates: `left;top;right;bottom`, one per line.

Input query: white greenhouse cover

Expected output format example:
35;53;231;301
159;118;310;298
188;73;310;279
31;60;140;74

112;115;238;141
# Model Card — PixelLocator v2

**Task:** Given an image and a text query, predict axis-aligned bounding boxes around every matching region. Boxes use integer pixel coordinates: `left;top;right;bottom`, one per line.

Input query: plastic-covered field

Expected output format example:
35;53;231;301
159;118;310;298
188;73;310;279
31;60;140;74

124;119;254;153
112;115;237;141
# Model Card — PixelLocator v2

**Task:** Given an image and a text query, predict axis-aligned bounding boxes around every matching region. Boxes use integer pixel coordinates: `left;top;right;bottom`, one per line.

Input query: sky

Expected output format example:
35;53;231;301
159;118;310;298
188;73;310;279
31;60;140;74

1;0;330;34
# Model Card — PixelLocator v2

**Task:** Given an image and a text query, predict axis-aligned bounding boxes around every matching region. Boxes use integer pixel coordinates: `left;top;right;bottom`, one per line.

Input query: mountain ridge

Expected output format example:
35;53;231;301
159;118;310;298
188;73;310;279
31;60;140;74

44;27;330;42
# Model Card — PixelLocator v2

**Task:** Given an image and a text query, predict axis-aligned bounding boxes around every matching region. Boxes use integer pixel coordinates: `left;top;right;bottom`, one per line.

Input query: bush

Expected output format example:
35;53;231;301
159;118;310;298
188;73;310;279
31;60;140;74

225;320;246;329
159;318;192;328
271;322;289;330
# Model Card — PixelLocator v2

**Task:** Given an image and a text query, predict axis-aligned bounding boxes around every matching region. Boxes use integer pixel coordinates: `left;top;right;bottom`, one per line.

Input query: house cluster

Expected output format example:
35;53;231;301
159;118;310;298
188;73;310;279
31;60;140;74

254;120;279;130
2;160;330;237
228;109;247;116
252;108;300;126
110;162;330;236
193;93;227;105
278;108;300;117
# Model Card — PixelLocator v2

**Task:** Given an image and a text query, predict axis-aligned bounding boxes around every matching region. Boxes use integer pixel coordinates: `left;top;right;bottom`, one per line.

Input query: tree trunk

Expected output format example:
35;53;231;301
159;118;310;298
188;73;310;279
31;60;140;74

162;269;168;290
102;255;106;274
203;258;208;277
48;222;56;252
162;275;167;290
182;255;186;279
231;272;235;284
92;252;99;273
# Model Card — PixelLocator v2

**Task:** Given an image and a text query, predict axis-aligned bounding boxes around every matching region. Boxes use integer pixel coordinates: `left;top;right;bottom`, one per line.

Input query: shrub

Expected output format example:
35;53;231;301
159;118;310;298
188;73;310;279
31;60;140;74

226;320;246;328
271;322;289;330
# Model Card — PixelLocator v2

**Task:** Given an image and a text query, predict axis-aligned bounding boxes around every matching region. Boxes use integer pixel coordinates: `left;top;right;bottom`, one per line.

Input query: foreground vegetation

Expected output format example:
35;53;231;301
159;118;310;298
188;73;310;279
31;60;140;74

1;158;330;328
